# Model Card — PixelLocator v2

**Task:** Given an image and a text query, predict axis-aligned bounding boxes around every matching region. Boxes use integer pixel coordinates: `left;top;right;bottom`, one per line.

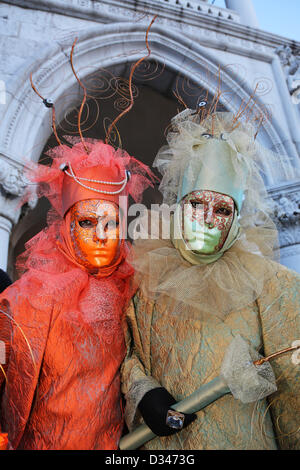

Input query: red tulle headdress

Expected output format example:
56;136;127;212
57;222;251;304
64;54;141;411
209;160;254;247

20;137;156;279
26;137;156;216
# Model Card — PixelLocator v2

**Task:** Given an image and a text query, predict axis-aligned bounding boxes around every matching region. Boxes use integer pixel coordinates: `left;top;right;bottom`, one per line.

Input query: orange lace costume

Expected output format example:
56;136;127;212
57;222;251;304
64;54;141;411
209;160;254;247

0;140;155;449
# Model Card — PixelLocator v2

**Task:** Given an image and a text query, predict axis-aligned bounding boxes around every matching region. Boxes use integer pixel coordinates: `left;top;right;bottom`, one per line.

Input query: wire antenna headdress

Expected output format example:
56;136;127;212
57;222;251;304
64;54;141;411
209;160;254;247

105;15;158;146
30;73;63;147
171;63;271;141
30;16;158;154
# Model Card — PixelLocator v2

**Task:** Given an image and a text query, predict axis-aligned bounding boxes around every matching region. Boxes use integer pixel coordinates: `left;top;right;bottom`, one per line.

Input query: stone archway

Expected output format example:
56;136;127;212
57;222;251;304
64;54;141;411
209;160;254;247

1;21;297;274
0;22;290;165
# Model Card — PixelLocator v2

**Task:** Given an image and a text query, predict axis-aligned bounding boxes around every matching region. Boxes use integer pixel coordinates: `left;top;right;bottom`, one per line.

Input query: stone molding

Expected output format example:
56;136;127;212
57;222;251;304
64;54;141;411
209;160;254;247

145;0;240;23
2;0;299;52
279;243;300;259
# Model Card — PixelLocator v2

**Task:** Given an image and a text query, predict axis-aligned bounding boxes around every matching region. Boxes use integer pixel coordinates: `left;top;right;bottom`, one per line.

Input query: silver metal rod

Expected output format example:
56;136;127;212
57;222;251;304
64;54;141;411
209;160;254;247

119;376;230;450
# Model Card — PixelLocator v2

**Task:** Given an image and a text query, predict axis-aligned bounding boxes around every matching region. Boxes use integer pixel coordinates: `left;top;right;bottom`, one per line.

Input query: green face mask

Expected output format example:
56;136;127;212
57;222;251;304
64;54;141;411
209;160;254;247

183;220;221;254
181;190;235;254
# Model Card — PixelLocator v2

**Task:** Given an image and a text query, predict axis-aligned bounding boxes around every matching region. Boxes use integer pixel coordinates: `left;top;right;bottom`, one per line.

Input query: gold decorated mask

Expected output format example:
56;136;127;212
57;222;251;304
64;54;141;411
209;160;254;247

69;199;120;269
181;190;235;254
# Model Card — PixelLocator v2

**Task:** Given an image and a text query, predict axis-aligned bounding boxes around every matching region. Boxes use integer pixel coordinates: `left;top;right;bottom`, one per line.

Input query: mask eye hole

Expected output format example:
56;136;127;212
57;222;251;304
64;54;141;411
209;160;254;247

220;133;228;141
215;207;232;216
201;133;213;139
79;219;94;228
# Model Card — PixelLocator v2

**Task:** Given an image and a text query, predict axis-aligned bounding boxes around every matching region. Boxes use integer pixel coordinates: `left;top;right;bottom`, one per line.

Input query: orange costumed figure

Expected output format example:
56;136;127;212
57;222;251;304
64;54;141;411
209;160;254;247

0;139;155;449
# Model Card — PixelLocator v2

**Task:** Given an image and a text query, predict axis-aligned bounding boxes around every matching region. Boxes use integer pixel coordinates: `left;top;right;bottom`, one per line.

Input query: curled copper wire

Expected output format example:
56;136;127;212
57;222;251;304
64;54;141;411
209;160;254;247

30;73;62;147
105;15;158;146
171;63;268;142
172;89;188;110
0;364;7;382
253;345;300;366
231;83;259;128
70;37;89;153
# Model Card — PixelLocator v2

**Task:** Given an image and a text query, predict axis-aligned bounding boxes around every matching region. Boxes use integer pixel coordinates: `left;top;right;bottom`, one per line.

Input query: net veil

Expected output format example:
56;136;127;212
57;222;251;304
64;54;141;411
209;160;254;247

127;111;293;319
129;211;278;318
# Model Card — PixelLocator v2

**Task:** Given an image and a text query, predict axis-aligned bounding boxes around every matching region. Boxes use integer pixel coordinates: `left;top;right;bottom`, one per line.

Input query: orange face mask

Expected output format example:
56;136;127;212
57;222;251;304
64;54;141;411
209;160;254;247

69;199;120;270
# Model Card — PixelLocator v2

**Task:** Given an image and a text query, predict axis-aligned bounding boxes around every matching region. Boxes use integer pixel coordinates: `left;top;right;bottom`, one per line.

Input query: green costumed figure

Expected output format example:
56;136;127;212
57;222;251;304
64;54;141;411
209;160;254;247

120;110;300;450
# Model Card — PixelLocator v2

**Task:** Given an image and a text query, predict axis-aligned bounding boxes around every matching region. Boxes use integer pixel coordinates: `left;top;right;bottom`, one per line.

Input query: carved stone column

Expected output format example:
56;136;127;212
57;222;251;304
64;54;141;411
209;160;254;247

0;157;37;270
270;183;300;273
0;215;12;270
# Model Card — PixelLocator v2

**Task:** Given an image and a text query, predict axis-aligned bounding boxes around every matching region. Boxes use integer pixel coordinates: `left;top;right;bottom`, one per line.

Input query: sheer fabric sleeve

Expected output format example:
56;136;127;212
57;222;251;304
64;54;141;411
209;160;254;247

121;293;161;431
0;300;12;433
257;263;300;450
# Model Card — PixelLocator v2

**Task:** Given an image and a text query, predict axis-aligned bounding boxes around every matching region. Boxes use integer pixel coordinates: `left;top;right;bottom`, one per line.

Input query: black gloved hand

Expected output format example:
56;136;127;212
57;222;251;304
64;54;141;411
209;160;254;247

138;387;197;436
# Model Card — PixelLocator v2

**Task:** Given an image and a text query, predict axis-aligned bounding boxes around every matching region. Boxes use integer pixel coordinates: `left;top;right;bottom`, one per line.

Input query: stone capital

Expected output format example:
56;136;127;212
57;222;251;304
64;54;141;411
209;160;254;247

270;182;300;248
0;157;27;198
275;45;300;96
0;156;37;224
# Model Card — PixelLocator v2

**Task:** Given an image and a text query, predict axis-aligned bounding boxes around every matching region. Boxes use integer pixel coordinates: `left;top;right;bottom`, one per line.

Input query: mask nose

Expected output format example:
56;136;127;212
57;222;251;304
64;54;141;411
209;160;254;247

204;204;215;228
94;220;107;242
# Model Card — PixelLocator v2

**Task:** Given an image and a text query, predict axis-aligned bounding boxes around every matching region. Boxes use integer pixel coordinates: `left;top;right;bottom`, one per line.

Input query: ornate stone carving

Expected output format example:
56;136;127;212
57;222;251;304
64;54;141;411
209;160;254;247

0;159;27;197
0;158;37;208
276;44;293;66
275;45;300;97
273;193;300;224
271;188;300;247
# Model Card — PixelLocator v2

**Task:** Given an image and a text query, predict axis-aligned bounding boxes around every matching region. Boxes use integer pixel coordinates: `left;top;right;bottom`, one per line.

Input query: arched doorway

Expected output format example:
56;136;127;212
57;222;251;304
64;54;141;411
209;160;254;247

2;22;295;277
1;22;288;163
